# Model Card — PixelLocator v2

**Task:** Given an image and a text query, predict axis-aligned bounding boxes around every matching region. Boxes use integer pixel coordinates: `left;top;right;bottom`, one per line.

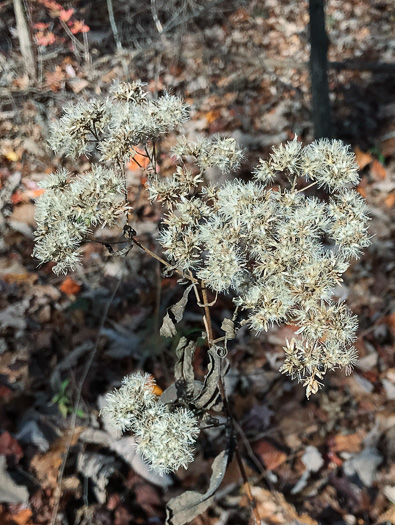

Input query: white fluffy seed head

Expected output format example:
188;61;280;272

101;372;200;473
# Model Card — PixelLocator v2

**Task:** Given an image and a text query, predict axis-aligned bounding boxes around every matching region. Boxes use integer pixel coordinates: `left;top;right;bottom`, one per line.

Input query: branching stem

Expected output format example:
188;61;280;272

132;238;197;283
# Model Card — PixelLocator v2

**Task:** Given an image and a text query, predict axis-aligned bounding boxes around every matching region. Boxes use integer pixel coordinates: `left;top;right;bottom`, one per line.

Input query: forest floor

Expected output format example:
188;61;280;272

0;0;394;524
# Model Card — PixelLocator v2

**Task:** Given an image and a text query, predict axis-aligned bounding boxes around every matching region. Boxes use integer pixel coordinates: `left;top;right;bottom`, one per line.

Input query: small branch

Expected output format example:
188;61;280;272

13;0;37;82
199;282;261;524
59;19;85;54
150;0;163;33
132;237;197;283
107;0;122;51
309;0;332;138
296;180;318;193
235;447;261;525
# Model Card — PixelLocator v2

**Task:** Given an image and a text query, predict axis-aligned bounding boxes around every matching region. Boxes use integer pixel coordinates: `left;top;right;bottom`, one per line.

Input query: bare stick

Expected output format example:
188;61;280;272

107;0;122;51
150;0;163;33
13;0;37;82
59;19;85;54
296;180;318;193
200;280;214;346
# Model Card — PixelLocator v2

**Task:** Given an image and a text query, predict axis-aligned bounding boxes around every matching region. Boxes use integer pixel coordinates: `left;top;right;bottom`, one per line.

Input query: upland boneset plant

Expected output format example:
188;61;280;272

33;82;371;479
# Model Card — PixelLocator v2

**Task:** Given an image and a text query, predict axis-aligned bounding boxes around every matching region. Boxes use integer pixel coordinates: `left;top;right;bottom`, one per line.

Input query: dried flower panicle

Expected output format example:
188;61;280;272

49;99;110;158
33;166;130;274
34;82;371;398
149;135;371;396
48;83;189;162
101;373;199;474
172;135;245;173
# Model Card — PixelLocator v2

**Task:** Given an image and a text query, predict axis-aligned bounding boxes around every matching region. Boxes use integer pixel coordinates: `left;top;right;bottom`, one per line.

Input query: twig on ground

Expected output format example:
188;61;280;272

50;273;123;525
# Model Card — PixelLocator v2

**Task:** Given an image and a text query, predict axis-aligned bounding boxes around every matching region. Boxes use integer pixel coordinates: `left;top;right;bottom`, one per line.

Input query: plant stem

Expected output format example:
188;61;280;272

132;237;197;283
107;0;122;51
199;282;261;525
200;280;214;345
296;180;318;193
132;239;261;523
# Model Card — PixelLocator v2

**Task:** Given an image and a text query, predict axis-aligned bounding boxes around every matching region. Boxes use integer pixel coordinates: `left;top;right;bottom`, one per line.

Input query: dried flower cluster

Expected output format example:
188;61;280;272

150;136;370;397
35;81;371;411
49;80;189;161
35;82;190;273
101;373;199;474
33;166;130;274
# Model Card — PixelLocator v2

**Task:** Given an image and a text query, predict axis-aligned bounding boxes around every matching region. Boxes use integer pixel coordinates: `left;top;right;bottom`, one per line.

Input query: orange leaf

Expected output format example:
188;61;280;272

385;193;395;208
148;375;163;396
69;20;90;34
7;508;32;525
354;146;372;170
4;150;18;162
370;159;386;181
45;66;65;92
253;440;287;470
127;148;150;171
330;432;362;453
11;190;23;204
205;109;221;124
35;31;56;46
152;384;163;396
59;277;81;295
356;186;367;198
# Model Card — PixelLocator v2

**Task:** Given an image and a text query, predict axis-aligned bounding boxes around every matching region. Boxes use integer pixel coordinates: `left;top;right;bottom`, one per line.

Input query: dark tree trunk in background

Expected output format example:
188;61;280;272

309;0;332;138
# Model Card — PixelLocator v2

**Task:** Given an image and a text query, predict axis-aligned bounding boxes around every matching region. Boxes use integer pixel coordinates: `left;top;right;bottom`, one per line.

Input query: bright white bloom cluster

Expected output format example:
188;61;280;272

33;166;130;274
101;373;199;474
149;136;371;396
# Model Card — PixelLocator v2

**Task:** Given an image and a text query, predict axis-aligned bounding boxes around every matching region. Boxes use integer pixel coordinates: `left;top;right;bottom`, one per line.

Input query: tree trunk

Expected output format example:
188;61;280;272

309;0;332;138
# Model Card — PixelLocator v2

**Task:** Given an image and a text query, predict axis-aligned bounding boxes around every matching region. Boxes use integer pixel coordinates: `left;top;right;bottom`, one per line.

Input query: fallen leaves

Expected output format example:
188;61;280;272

243;487;319;525
59;277;81;295
31;428;83;490
354;146;372;170
0;432;23;463
370;159;387;181
329;432;363;453
0;506;33;525
253;440;287;471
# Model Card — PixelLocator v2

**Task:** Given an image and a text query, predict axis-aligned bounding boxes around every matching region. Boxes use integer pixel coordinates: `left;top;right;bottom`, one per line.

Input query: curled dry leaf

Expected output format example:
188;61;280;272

160;285;193;338
174;337;196;400
221;318;236;340
160;311;177;338
166;449;229;525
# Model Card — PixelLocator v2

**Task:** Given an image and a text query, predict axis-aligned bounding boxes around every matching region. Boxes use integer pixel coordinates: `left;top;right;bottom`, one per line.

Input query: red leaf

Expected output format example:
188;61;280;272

69;20;90;34
35;31;56;47
0;432;23;462
59;8;74;22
